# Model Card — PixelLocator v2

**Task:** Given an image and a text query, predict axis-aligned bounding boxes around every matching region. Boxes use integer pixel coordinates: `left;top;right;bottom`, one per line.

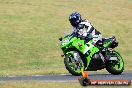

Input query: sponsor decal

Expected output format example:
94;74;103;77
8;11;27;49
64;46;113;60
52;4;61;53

78;71;131;86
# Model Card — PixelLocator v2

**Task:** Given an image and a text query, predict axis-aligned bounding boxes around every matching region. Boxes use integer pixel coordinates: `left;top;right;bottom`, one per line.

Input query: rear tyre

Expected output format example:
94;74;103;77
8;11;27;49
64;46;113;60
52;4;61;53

106;51;124;75
64;53;84;76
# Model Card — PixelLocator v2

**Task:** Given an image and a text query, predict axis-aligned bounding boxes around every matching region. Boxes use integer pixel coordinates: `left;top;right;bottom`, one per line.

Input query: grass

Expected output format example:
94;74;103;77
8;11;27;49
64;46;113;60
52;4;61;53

0;81;132;88
0;0;131;76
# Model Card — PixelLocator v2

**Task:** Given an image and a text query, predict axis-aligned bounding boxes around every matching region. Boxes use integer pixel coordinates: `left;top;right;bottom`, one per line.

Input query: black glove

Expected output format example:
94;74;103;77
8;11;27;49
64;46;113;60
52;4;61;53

95;40;103;47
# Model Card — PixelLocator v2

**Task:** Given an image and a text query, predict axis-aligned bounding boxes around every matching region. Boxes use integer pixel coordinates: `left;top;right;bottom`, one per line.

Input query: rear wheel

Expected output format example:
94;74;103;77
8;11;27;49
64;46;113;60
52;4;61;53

64;53;84;76
106;51;124;75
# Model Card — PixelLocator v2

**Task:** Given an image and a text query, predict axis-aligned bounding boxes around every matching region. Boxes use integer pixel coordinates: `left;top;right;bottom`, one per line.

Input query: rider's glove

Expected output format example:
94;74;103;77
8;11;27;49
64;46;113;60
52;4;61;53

96;40;103;47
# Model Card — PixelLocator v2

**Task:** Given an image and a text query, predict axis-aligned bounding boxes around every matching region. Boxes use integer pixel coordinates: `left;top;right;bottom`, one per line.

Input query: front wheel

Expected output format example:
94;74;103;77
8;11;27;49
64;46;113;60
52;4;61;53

106;51;124;75
64;53;84;76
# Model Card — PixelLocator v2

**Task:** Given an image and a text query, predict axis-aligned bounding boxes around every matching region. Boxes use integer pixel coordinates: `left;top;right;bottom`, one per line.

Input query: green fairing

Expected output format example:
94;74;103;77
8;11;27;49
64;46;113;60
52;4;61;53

61;36;99;69
72;39;99;69
60;34;124;75
72;38;88;54
86;46;99;68
61;36;72;48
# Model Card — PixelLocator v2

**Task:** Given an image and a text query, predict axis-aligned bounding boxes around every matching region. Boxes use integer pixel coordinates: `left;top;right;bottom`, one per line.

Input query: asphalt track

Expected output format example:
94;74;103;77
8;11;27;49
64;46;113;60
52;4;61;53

0;72;132;82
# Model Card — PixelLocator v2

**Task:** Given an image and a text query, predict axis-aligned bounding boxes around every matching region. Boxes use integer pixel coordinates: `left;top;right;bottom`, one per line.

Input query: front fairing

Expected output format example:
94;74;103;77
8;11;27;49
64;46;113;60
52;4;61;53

60;32;77;49
60;35;73;48
60;32;97;55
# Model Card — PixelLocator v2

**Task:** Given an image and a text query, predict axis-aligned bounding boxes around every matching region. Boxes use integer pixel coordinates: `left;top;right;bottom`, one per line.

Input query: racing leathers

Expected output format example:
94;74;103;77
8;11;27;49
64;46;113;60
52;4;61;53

73;20;103;47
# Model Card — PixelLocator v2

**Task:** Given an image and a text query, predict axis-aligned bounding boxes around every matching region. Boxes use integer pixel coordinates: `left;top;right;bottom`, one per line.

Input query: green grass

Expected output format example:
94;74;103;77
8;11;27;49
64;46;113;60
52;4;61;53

0;0;131;76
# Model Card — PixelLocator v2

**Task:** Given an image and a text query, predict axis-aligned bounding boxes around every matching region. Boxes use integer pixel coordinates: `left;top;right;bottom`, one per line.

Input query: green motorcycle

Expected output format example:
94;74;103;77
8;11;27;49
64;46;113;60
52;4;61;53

59;32;124;76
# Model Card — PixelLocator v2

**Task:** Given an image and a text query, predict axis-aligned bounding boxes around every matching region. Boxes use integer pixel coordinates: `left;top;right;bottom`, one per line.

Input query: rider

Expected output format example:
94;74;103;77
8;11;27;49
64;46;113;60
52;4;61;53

69;12;103;48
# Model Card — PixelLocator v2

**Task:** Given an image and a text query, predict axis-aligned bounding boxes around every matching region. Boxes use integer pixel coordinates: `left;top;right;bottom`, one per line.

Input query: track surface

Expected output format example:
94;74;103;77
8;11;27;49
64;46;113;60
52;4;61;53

0;72;132;82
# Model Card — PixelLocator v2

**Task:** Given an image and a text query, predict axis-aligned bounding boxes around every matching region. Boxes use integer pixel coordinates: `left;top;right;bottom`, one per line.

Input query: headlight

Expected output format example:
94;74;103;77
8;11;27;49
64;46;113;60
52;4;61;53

61;39;69;45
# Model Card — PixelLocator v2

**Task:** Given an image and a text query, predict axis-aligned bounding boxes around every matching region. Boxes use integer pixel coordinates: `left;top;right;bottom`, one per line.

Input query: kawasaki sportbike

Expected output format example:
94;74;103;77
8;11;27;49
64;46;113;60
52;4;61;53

59;32;124;76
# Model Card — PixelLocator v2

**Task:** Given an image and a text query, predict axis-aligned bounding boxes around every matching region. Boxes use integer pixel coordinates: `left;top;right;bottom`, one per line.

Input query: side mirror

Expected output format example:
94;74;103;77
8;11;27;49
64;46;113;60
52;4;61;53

59;37;62;41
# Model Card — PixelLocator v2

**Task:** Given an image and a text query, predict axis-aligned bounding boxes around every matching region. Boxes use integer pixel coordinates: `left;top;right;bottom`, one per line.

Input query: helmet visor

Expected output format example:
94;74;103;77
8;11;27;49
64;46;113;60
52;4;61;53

69;18;78;27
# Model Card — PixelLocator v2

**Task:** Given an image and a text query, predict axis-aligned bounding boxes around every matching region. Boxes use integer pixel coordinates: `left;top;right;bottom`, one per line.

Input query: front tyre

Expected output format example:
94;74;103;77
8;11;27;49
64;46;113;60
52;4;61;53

64;53;84;76
106;51;124;75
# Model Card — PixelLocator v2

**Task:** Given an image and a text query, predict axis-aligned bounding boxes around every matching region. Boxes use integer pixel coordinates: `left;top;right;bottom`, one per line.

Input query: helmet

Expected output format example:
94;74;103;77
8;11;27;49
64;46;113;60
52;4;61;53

69;12;82;27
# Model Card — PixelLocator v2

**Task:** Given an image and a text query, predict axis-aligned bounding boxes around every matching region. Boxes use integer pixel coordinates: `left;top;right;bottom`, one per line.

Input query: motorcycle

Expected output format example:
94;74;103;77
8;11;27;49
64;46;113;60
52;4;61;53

59;32;124;76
